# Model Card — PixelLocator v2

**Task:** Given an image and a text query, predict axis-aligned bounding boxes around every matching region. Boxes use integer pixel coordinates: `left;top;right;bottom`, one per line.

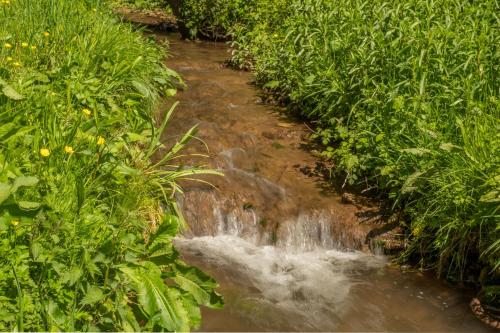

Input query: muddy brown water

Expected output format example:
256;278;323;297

156;32;493;332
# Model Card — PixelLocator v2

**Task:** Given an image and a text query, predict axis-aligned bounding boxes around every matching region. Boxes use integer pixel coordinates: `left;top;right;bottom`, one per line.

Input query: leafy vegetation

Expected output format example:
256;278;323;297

173;0;499;288
113;0;167;10
0;0;222;330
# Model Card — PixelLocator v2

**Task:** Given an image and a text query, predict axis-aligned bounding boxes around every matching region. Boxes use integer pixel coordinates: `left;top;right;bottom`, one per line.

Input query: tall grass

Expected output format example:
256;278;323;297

172;0;500;287
0;0;221;330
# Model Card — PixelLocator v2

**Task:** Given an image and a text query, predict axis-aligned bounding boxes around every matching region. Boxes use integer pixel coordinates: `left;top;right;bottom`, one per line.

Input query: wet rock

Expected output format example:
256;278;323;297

262;131;277;140
341;192;356;204
368;226;405;256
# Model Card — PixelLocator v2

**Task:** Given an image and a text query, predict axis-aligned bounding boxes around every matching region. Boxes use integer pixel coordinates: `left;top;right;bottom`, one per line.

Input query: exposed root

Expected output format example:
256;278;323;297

470;298;500;329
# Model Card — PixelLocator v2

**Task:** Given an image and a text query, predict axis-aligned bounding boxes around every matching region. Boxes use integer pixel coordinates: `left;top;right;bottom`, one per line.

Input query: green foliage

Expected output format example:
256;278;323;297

174;0;500;282
0;0;221;330
175;0;254;39
112;0;167;10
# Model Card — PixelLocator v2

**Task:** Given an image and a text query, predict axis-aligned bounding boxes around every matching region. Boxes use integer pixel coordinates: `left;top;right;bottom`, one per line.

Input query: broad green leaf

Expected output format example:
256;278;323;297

120;263;190;331
126;132;149;143
117;305;140;332
0;183;11;205
132;80;151;98
174;263;224;309
173;275;211;306
61;266;83;286
2;85;24;100
0;122;16;140
18;201;41;210
180;294;201;329
31;241;42;261
12;176;39;192
47;300;67;330
81;285;105;305
165;88;177;97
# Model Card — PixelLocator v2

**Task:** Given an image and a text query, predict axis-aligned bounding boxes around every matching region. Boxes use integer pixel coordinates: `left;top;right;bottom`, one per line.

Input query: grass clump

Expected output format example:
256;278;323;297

0;0;222;331
173;0;499;289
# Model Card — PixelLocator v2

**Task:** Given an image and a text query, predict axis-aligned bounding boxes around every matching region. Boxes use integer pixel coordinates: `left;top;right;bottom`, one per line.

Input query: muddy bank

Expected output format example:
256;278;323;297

114;7;177;30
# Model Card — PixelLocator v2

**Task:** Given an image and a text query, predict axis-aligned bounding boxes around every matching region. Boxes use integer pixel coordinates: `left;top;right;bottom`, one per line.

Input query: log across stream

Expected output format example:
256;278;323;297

155;32;493;332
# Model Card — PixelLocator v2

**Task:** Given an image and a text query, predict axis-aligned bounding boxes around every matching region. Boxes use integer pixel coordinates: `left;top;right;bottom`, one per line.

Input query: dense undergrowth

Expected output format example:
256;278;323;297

145;0;498;300
0;0;222;331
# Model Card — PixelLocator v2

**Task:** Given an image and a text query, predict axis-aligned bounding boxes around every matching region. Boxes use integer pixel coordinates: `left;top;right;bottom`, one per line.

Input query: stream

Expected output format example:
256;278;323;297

157;32;493;332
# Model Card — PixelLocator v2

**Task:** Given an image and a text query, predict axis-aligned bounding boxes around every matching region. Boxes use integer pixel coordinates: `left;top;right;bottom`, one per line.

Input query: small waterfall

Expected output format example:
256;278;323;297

174;235;385;331
277;212;338;250
178;188;368;251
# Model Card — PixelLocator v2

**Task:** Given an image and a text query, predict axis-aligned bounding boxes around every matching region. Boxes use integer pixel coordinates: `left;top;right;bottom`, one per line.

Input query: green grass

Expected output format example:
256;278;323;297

172;0;500;291
0;0;222;330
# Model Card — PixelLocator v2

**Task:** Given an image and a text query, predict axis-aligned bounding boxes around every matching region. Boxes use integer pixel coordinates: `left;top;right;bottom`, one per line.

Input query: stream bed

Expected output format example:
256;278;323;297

157;32;492;332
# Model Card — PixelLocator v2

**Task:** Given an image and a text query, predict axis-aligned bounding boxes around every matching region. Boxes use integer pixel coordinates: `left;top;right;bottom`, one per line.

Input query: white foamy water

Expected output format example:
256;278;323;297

175;235;386;330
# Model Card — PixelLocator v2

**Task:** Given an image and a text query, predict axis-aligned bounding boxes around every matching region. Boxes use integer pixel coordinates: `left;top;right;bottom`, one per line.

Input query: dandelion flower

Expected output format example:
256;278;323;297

97;136;105;146
13;61;21;67
11;220;19;227
4;43;12;49
31;45;37;50
6;56;12;62
82;108;92;116
21;42;28;48
40;148;50;157
64;146;74;154
43;31;50;37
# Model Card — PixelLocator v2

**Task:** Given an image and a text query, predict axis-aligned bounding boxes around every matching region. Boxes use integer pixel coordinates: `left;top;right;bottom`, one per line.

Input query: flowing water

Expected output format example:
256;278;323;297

156;33;493;332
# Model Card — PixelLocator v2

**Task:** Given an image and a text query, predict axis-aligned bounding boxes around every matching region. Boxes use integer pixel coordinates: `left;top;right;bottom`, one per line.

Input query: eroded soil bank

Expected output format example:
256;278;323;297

151;32;494;332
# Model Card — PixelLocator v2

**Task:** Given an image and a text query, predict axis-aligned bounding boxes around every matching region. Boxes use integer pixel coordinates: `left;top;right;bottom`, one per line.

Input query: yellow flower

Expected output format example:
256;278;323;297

97;136;105;146
43;31;50;37
31;45;37;50
40;148;50;157
13;61;21;67
6;56;12;62
21;42;28;48
82;108;92;116
273;33;278;38
4;43;12;49
64;146;74;154
11;219;19;227
412;225;423;236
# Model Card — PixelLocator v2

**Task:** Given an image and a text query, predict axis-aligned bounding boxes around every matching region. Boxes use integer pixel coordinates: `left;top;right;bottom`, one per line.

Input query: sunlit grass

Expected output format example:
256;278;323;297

0;0;222;330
